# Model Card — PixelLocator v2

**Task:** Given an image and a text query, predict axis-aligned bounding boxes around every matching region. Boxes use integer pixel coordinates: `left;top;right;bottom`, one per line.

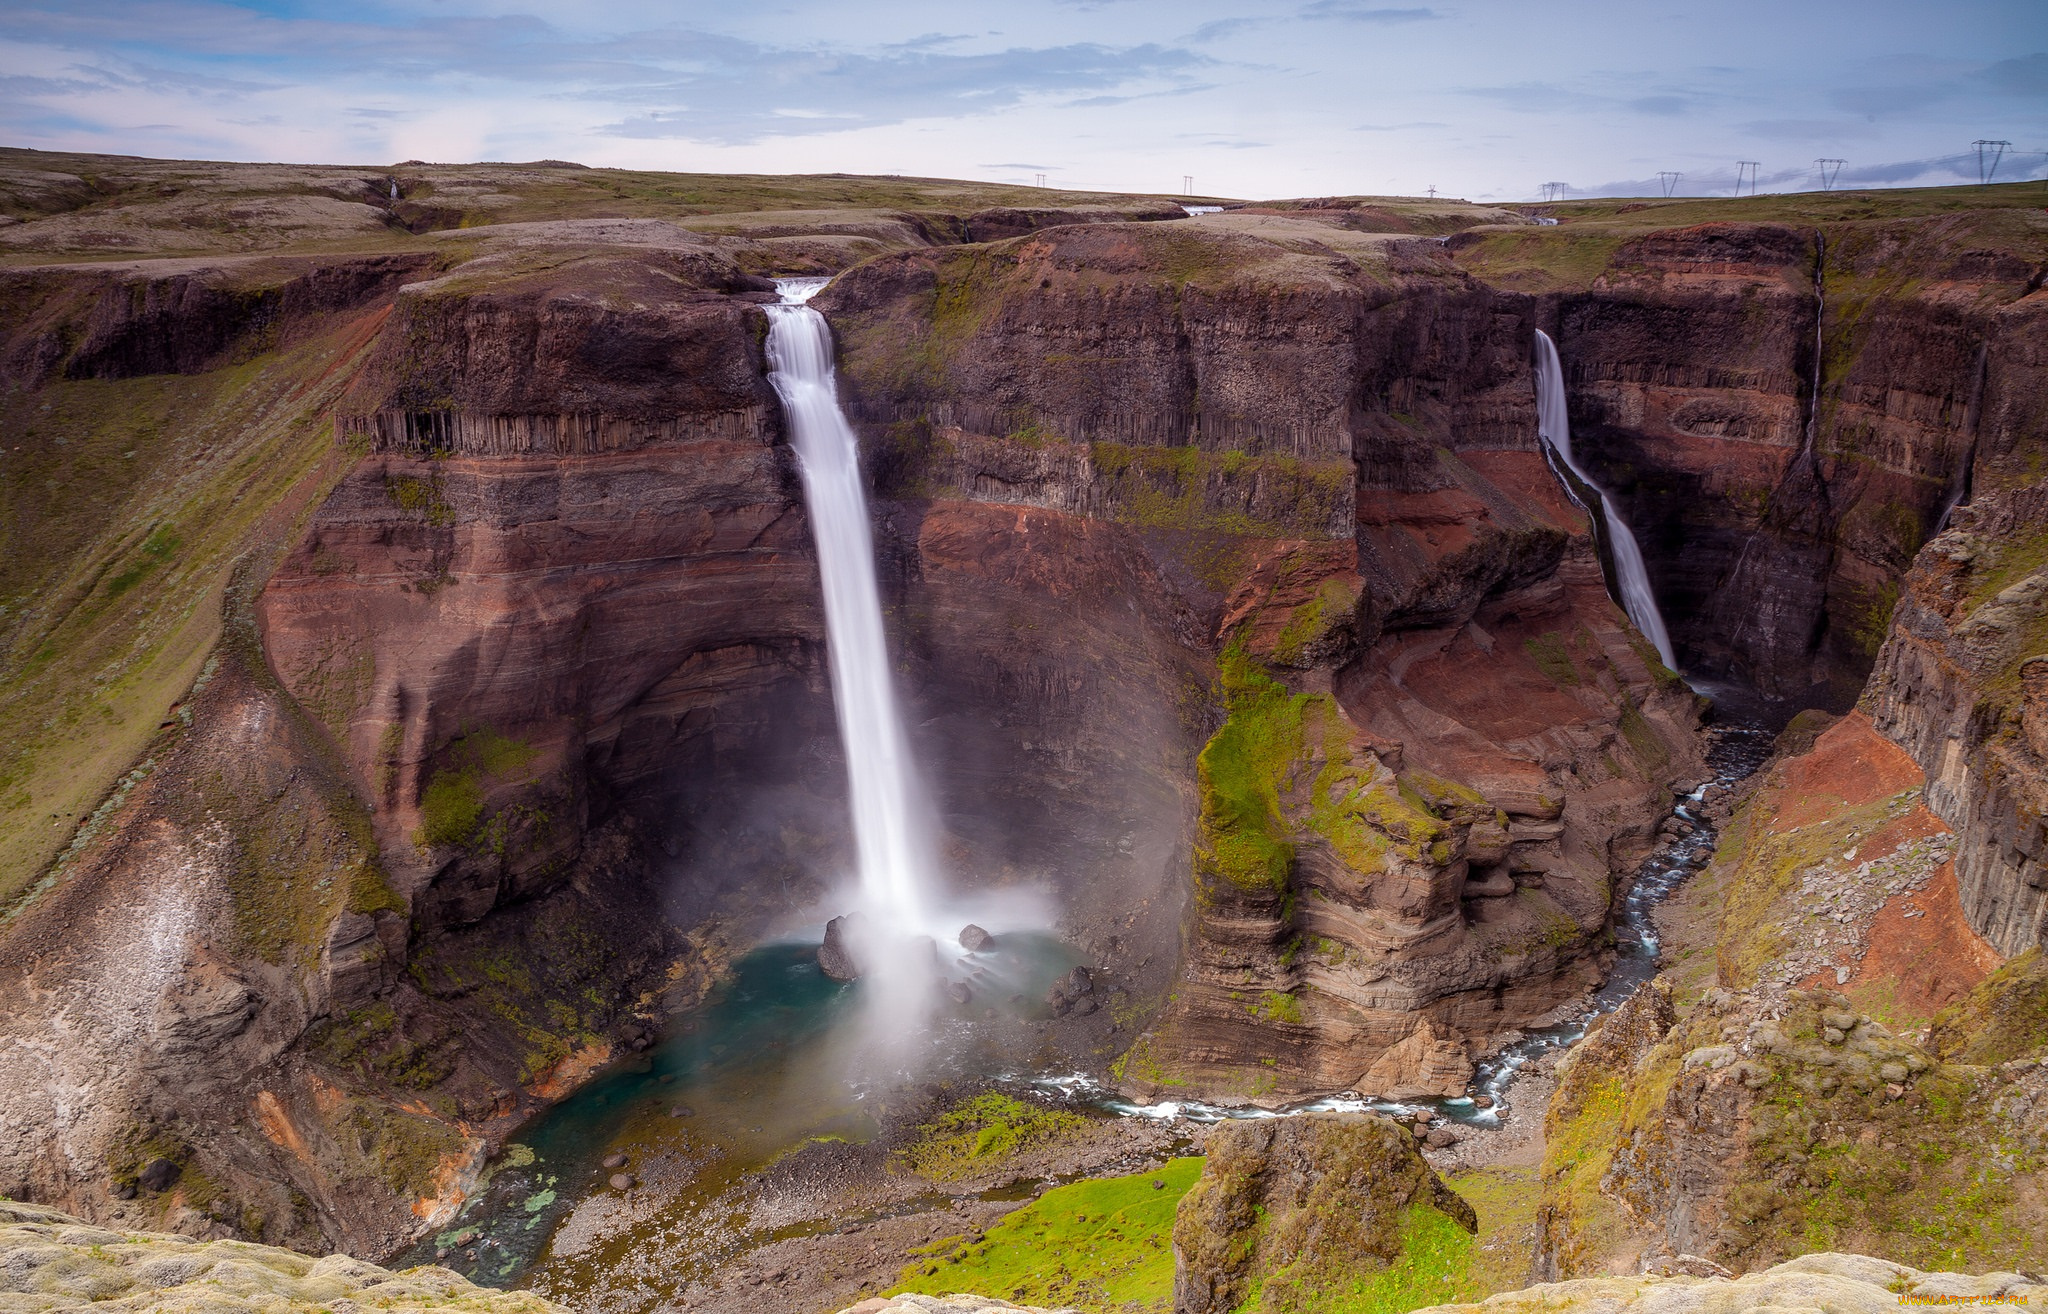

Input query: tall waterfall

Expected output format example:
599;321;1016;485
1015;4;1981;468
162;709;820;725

1532;330;1679;670
766;277;934;933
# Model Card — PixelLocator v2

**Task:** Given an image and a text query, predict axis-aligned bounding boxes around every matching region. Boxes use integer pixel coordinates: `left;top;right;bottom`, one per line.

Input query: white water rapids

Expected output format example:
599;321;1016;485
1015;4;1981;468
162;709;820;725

1533;329;1678;669
766;277;936;936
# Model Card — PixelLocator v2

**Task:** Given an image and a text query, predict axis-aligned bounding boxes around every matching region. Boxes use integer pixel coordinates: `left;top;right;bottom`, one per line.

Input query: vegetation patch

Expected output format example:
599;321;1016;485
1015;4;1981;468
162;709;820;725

1251;1201;1477;1314
1929;948;2048;1066
892;1156;1202;1313
895;1093;1088;1183
1523;632;1579;687
413;726;539;852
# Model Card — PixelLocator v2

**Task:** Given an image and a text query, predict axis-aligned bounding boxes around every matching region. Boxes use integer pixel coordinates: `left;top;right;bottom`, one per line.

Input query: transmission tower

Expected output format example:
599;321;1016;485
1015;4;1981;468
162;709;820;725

1658;171;1682;197
1035;173;1047;188
1815;159;1845;191
1736;161;1760;196
1973;140;2011;184
1182;174;1193;194
1541;181;1570;202
1426;185;1437;199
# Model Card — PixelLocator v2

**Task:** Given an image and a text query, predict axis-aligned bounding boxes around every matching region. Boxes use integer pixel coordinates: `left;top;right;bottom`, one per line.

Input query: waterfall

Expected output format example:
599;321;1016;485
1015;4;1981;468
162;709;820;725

765;277;935;934
1532;330;1679;670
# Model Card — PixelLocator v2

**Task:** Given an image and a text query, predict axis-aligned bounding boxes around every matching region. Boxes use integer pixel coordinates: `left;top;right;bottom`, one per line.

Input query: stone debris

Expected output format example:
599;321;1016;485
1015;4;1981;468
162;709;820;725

0;1199;565;1312
1757;824;1953;999
1406;1251;2047;1314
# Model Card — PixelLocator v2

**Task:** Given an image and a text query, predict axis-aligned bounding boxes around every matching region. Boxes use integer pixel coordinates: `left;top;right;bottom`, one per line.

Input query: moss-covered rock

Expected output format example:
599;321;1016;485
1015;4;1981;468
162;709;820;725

0;1199;563;1312
1172;1112;1476;1314
1408;1251;2047;1314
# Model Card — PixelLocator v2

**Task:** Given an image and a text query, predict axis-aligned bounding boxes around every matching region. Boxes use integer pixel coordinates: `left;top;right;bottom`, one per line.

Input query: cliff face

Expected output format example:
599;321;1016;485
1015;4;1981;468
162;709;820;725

1464;212;2048;711
1864;483;2048;957
7;164;2037;1266
824;215;1704;1102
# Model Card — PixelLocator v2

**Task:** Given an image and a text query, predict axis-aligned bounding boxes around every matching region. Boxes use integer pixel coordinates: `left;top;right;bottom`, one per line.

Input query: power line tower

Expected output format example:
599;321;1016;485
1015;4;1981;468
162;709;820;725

1541;181;1569;202
1035;173;1047;188
1973;140;2011;184
1736;161;1760;196
1658;171;1682;197
1426;185;1437;199
1815;159;1845;191
1182;174;1193;194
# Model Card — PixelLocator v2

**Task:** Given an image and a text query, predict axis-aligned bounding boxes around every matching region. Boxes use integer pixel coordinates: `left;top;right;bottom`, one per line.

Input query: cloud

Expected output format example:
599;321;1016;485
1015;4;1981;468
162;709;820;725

1626;95;1694;116
594;41;1211;143
1354;120;1450;130
1737;117;1884;142
1300;2;1440;21
1984;51;2048;97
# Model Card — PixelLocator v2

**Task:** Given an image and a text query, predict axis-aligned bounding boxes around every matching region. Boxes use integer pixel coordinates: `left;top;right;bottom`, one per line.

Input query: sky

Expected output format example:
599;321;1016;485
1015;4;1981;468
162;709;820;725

0;0;2043;202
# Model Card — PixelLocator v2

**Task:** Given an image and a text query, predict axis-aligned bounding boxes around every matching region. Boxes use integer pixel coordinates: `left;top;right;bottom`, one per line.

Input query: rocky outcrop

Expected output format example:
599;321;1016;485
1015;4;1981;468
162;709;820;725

0;1198;564;1312
1865;483;2048;957
1173;1112;1475;1314
1538;983;2048;1278
1410;1252;2048;1314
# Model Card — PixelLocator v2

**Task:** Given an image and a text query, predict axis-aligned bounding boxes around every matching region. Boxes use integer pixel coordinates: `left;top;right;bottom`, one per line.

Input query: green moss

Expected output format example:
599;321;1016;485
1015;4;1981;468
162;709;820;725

891;1157;1202;1312
412;727;539;851
1929;948;2048;1065
1256;1201;1478;1314
1197;645;1463;898
384;473;454;526
1272;577;1359;666
1850;577;1903;658
1523;632;1580;687
1616;696;1670;774
896;1093;1088;1183
336;1098;463;1199
1253;991;1305;1024
417;770;486;849
101;526;182;598
1195;644;1305;894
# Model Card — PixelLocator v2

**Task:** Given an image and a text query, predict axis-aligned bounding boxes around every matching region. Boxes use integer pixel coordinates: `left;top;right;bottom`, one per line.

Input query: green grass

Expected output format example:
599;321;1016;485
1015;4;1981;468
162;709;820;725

896;1093;1088;1183
892;1157;1202;1312
1253;1202;1478;1314
0;317;385;913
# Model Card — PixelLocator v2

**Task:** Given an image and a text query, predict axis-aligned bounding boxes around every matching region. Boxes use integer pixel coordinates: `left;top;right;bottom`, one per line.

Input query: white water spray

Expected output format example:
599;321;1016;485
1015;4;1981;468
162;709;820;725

766;278;936;937
1532;330;1678;670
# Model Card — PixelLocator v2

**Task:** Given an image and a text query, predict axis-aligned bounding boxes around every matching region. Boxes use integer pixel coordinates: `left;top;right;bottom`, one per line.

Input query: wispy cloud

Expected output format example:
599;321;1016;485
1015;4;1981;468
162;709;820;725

1300;2;1440;21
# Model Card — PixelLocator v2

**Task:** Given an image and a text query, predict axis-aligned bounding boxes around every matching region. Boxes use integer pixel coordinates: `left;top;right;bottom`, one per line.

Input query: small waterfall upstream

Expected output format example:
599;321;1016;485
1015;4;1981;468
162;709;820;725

765;277;937;938
1532;330;1678;669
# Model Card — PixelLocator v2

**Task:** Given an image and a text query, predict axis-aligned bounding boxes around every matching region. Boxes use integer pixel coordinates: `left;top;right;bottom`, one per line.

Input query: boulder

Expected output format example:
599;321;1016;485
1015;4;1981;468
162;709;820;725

1356;1019;1472;1099
819;913;864;982
1172;1112;1475;1314
958;924;995;952
136;1158;182;1193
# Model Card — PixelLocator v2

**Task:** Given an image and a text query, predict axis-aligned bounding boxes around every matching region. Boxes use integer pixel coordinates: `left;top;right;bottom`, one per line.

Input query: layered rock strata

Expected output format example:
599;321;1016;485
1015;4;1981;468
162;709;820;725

1460;214;2048;709
1865;483;2048;956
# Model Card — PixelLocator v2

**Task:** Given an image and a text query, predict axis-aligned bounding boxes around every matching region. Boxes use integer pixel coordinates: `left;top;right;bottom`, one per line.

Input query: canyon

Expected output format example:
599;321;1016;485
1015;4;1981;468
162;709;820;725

0;147;2044;1312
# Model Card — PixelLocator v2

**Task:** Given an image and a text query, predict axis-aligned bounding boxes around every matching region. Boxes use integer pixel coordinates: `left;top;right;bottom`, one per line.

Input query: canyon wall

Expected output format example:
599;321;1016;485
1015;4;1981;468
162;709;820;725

3;167;2040;1257
1456;211;2046;713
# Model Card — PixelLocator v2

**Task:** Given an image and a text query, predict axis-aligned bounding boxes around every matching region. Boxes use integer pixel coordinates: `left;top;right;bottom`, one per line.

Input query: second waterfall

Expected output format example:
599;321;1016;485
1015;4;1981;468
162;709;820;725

1532;330;1679;670
765;277;939;955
